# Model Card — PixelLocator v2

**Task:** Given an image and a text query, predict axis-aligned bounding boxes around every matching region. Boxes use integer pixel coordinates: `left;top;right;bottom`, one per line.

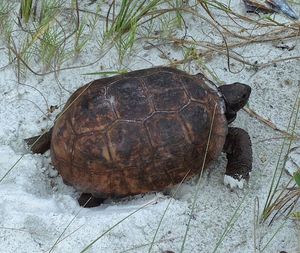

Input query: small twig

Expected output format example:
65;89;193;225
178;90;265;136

243;107;299;138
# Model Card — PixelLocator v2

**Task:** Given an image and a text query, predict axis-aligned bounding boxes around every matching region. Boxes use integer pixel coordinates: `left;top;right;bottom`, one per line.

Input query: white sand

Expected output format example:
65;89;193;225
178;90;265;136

0;1;299;253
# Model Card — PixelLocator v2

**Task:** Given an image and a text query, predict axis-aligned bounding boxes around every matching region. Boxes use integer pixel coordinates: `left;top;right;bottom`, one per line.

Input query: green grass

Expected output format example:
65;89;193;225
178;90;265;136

104;0;162;63
20;0;33;24
0;2;13;49
1;0;79;76
0;0;192;74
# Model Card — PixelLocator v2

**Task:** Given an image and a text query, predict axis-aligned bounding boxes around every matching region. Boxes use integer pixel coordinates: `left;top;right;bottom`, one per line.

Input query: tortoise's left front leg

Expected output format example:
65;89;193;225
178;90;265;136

223;127;252;189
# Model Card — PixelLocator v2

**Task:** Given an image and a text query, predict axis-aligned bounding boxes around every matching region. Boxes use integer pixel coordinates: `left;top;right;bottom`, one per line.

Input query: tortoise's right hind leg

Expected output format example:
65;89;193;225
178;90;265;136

78;193;105;208
24;127;53;154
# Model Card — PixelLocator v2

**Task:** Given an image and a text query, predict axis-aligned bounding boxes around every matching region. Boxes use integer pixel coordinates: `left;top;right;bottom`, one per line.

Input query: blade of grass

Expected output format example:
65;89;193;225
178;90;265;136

82;70;128;76
105;0;163;63
294;171;300;187
260;219;288;252
79;199;156;253
212;193;248;253
20;0;33;24
262;86;300;221
43;224;84;253
253;197;260;253
48;196;94;253
119;236;181;253
180;103;217;253
148;168;192;253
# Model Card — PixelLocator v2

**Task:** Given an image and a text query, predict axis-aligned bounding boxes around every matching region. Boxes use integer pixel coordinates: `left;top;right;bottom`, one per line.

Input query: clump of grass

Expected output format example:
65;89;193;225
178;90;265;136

19;0;34;24
73;2;103;58
290;172;300;218
104;0;163;63
24;0;76;72
0;3;13;21
1;0;108;77
104;0;189;64
73;16;91;59
105;0;163;37
4;0;72;77
0;2;13;47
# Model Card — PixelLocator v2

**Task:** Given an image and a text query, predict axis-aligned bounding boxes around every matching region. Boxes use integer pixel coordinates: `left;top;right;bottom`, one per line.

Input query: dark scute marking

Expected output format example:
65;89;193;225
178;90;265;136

80;88;105;111
72;89;116;134
81;98;89;110
153;147;182;171
145;113;188;148
51;118;75;183
57;125;66;138
51;117;74;159
180;103;209;145
108;78;151;120
79;87;105;110
181;76;208;102
109;170;132;197
153;141;196;167
152;143;202;186
108;122;152;168
153;88;188;111
150;172;172;189
74;133;111;165
145;72;181;94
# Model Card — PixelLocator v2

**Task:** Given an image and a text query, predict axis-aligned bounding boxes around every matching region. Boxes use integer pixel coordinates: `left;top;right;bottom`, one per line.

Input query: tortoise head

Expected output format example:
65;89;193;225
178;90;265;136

218;83;251;124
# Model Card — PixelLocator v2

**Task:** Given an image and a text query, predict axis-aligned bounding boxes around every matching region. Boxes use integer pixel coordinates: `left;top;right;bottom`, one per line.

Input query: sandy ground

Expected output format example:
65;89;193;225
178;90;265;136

0;1;299;253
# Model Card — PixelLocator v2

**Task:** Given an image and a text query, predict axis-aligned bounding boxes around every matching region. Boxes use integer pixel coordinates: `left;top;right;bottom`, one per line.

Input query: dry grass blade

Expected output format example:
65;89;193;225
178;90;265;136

243;106;299;139
79;199;156;253
262;86;300;223
48;196;93;253
263;180;300;225
179;103;217;252
212;194;248;253
260;219;288;252
147;168;192;253
253;197;260;253
43;224;84;253
118;236;181;253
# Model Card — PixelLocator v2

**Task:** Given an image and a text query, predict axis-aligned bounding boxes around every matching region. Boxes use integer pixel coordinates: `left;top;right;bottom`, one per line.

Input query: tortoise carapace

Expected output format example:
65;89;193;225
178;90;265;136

25;67;252;208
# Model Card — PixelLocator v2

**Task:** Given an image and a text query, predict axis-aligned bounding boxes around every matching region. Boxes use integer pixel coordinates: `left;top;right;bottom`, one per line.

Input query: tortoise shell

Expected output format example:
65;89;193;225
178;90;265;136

51;67;227;198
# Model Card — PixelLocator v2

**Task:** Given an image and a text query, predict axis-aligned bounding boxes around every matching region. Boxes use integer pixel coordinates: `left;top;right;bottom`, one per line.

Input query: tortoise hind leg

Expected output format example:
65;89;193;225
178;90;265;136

223;127;252;189
25;127;53;154
78;193;105;208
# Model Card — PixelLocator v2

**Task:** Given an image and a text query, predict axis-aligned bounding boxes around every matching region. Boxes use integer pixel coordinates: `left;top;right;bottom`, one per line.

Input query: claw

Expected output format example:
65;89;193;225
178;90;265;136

224;173;250;189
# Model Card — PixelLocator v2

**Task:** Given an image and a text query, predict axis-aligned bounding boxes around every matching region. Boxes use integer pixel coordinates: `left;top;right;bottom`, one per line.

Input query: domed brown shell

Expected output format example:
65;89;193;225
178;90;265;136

51;67;227;198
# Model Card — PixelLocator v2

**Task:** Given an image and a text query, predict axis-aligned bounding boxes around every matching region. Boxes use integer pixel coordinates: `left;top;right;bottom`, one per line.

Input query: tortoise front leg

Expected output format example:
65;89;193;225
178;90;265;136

223;127;252;189
24;127;53;154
